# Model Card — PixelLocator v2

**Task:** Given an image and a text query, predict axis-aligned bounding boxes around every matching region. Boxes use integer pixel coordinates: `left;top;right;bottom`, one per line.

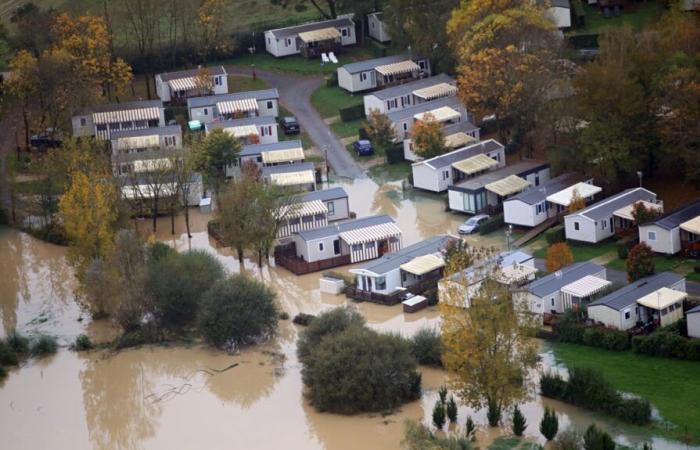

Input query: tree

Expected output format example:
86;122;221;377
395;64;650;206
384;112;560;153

432;400;446;430
546;242;574;273
9;3;55;55
567;189;586;214
540;407;559;441
119;0;160;98
626;242;655;282
512;405;527;436
297;306;365;363
411;113;445;159
5;50;39;148
631;201;661;226
147;250;226;327
441;277;539;426
583;424;615;450
128;156;177;232
465;416;476;441
191;128;241;200
197;0;230;59
197;274;278;350
446;396;458;424
216;171;260;263
409;327;443;367
173;152;197;238
554;429;583;450
363;109;396;154
402;420;474;450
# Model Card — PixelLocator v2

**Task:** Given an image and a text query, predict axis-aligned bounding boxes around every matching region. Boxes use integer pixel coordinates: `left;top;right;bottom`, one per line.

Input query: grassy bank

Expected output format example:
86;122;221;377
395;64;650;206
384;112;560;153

551;341;700;442
311;85;364;118
228;74;270;93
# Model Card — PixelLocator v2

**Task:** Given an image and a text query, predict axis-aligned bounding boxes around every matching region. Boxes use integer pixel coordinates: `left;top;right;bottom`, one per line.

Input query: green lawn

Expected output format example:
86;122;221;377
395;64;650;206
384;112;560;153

606;254;686;273
310;85;363;118
226;47;374;75
533;239;617;261
570;1;664;35
551;342;700;442
331;118;365;139
488;437;540;450
228;74;269;93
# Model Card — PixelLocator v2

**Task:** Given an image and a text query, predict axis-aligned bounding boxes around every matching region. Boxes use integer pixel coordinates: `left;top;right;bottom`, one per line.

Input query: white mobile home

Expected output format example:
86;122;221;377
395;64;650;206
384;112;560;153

545;0;572;28
638;200;700;255
363;73;457;116
264;16;356;58
448;161;550;215
388;96;470;142
403;119;480;162
564;188;660;244
237;140;305;168
337;54;431;93
411;139;505;193
301;187;350;222
367;11;391;42
688;306;700;339
275;187;351;239
587;272;686;331
503;174;598;228
187;89;280;124
72;100;165;140
110;125;183;176
155;66;227;103
205;116;278;145
262;162;316;192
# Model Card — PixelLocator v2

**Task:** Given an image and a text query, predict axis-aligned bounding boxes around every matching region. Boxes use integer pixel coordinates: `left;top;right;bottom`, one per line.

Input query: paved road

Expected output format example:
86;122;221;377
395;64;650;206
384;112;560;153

227;66;366;179
534;258;700;297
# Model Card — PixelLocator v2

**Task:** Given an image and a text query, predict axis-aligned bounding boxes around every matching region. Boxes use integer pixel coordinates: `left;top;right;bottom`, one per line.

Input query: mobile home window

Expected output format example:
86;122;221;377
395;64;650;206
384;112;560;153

203;108;209;115
624;309;631;320
418;60;426;70
80;117;87;126
352;243;363;251
403;123;408;131
443;170;449;180
341;28;348;37
285;38;292;47
366;241;376;249
267;100;273;109
574;221;580;231
319;242;324;251
376;277;386;290
214;76;220;86
647;231;656;241
327;201;335;215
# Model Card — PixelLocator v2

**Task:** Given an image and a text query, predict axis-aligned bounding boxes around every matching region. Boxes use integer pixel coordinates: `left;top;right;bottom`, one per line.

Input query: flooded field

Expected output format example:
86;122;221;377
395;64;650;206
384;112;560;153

0;177;694;450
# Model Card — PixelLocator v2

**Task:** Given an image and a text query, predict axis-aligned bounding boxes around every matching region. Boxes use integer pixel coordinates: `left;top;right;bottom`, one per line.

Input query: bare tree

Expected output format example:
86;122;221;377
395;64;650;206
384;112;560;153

120;0;161;98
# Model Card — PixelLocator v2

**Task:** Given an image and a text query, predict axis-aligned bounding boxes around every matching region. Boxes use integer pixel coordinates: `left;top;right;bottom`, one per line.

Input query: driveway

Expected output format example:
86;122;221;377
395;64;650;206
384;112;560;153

227;66;366;179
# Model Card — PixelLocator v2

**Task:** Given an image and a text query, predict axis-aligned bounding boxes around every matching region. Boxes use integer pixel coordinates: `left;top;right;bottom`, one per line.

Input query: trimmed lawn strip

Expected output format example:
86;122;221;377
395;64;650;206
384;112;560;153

533;239;616;261
310;85;363;118
331;118;365;139
568;1;664;36
225;47;374;75
228;74;269;93
551;342;700;442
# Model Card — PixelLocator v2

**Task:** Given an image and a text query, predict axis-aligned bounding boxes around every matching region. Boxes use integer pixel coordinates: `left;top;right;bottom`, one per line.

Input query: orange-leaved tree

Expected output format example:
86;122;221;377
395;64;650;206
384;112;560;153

626;242;655;282
567;188;586;214
412;112;445;159
546;242;574;273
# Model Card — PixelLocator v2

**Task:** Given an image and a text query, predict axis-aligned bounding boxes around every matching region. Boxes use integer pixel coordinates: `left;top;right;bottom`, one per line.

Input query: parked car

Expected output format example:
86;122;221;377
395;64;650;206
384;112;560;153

458;214;490;235
280;116;300;135
352;139;374;156
29;129;63;150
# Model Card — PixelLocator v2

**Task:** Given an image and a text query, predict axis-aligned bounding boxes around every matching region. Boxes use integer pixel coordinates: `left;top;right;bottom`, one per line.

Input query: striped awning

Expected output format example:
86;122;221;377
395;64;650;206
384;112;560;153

133;158;172;173
281;199;328;219
485;175;531;197
613;201;663;221
339;222;402;245
93;107;160;125
451;153;498;175
561;275;611;298
122;182;177;199
413;83;458;101
400;254;444;276
680;216;700;235
414;106;460;123
445;132;476;149
269;170;315;187
115;135;160;151
375;60;420;76
261;146;305;164
217;98;259;115
169;77;198;92
222;125;259;138
298;27;341;43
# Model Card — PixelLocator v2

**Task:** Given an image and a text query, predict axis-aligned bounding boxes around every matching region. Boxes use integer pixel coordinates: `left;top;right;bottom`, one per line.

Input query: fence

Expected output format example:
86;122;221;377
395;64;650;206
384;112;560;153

346;274;442;306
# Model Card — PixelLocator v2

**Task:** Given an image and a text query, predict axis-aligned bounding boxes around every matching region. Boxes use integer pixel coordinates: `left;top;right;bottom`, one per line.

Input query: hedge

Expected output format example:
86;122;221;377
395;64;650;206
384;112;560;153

553;313;630;351
545;225;566;245
385;144;405;164
616;236;637;260
478;213;504;235
632;329;700;361
339;104;365;122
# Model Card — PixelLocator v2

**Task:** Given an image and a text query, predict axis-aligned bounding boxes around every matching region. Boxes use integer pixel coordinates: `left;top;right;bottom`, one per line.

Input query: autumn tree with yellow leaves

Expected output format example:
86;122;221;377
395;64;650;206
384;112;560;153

411;112;446;159
567;188;586;214
197;0;230;59
5;50;39;147
546;242;574;273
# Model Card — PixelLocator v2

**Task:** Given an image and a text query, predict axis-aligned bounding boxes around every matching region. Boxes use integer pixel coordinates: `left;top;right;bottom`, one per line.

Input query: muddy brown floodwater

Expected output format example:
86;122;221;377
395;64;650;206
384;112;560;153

0;177;695;450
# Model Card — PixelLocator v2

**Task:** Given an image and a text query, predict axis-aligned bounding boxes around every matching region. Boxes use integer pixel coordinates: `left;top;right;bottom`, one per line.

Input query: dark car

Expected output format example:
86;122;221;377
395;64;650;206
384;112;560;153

280;116;300;135
352;139;374;156
30;129;63;150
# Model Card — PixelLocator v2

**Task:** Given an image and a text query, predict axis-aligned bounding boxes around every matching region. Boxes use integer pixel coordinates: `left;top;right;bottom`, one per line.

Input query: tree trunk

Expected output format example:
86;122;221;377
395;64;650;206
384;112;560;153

152;196;158;232
170;202;175;235
22;107;30;149
184;202;191;238
144;71;152;100
237;246;244;264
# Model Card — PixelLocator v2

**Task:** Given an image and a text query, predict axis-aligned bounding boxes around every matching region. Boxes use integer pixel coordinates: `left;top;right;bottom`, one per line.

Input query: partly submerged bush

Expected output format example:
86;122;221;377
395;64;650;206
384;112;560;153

410;327;443;367
31;335;58;357
73;334;93;351
0;340;19;366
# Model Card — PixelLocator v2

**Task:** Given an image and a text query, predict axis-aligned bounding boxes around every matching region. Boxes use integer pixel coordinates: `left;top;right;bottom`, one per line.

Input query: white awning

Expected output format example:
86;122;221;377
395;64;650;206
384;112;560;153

485;175;531;197
414;106;460;123
636;287;687;310
546;182;602;207
115;135;160;151
375;60;420;76
561;275;611;298
261;146;305;164
93;107;160;125
613;201;663;221
169;77;198;92
445;132;476;149
413;83;458;101
680;216;700;235
280;199;328;219
269;170;315;186
133;158;173;173
222;125;259;138
495;264;538;284
122;182;177;199
339;222;402;245
451;153;498;175
298;27;341;43
400;254;445;276
217;98;259;115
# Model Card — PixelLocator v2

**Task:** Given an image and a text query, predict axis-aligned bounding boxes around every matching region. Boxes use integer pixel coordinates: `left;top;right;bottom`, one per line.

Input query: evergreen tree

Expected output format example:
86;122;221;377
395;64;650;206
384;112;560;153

540;407;559;441
512;405;527;437
465;416;476;441
583;424;615;450
438;385;448;405
446;396;458;423
432;400;446;430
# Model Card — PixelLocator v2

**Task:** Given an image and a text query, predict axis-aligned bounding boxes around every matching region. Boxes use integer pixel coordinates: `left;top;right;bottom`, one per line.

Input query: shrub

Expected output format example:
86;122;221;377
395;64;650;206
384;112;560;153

613;397;651;425
583;424;615;450
148;250;226;327
0;365;6;380
31;335;58;357
553;312;585;344
447;396;458;423
540;407;559;441
626;242;655;282
540;372;568;398
73;334;93;351
292;313;316;326
148;241;176;262
695;264;700;274
301;326;421;414
410;327;443;366
325;71;338;87
385;144;405;164
279;311;290;320
438;385;448;405
402;420;474;450
631;329;700;361
545;226;566;245
512;405;527;436
546;242;574;273
432;400;446;429
297;306;364;363
0;340;19;366
339;104;365;122
616;236;636;260
582;327;629;351
6;332;30;356
465;416;476;441
554;429;582;450
478;213;504;235
197;275;278;350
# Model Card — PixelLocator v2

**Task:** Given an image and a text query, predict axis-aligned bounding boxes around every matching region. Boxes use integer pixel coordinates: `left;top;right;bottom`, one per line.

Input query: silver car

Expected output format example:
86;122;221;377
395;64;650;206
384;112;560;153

458;214;490;234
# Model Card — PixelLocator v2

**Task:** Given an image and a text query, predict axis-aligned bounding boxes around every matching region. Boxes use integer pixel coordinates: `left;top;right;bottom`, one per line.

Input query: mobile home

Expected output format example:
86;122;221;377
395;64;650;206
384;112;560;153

264;16;356;58
72;100;165;140
155;66;227;103
638;199;700;255
337;54;431;93
363;73;456;116
187;89;280;124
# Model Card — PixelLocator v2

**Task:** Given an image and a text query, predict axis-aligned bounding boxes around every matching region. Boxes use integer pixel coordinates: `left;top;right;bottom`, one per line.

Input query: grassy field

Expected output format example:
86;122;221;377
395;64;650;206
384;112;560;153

533;238;617;261
605;254;691;274
570;1;665;35
226;47;374;75
228;74;270;93
551;342;700;442
310;85;364;118
331;118;365;139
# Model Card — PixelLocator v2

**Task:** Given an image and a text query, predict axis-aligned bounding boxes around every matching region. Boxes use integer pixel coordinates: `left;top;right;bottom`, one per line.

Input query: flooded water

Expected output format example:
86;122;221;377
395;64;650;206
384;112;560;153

0;177;696;450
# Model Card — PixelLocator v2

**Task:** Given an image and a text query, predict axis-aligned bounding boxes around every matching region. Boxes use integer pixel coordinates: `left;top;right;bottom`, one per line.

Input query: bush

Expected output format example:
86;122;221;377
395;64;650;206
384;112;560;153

553;312;586;344
424;288;438;306
148;241;176;262
197;275;278;350
0;340;19;366
6;332;30;356
626;242;655;282
446;396;458;423
402;420;474;450
31;335;58;357
410;327;443;366
545;226;566;245
540;407;559;441
583;424;615;450
582;327;629;351
297;306;364;363
73;334;93;351
616;236;636;260
478;213;504;235
339;104;365;122
385;143;405;164
279;311;290;320
432;400;446;429
512;405;527;436
554;429;582;450
292;313;316;326
540;372;568;398
301;325;421;414
148;250;226;327
631;328;700;361
0;365;6;380
325;71;338;87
